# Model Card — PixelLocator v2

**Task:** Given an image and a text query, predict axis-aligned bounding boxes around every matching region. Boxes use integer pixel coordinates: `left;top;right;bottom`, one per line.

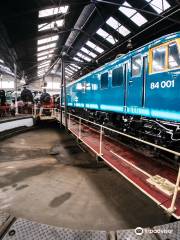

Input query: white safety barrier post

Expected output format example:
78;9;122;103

14;63;18;115
58;109;60;122
68;114;71;130
99;126;103;156
168;165;180;213
79;118;82;139
34;104;37;117
40;107;43;116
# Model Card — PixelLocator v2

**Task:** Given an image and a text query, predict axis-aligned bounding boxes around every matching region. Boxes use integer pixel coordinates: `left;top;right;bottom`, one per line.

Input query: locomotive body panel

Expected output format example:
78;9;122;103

66;32;180;122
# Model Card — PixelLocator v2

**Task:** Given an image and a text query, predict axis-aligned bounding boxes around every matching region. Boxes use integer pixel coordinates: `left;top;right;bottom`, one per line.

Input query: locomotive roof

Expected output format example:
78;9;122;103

67;31;180;87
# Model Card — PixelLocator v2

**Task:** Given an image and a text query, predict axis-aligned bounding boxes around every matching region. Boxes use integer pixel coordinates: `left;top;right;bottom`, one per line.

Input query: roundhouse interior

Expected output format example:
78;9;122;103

0;1;180;239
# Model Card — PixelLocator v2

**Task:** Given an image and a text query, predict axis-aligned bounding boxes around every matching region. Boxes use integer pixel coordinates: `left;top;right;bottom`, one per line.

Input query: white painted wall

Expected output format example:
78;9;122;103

0;118;34;132
28;75;60;95
0;74;14;89
0;74;24;90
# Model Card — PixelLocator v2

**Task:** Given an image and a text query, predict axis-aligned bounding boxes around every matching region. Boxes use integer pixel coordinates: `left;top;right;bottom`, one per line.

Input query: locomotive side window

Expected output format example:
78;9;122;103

112;66;123;86
132;56;142;76
168;42;180;69
100;72;108;89
152;46;166;72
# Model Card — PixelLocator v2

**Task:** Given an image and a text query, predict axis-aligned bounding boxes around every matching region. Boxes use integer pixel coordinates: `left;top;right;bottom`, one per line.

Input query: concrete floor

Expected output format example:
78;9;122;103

0;124;170;230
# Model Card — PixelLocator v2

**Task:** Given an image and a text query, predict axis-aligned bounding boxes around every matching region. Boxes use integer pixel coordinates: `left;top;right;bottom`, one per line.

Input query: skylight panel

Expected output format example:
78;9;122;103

106;17;120;29
38;73;43;76
38;64;49;69
86;41;104;54
38;64;50;70
65;69;73;75
38;19;64;31
38;67;48;72
119;1;147;27
38;69;44;74
77;52;91;62
38;35;58;45
119;1;136;18
65;70;72;75
118;25;131;36
38;54;53;62
39;6;69;18
71;64;81;69
106;17;130;36
96;28;117;44
38;43;56;52
37;49;54;57
38;71;45;75
66;68;74;73
38;56;48;62
131;13;147;26
39;60;51;66
145;0;170;14
81;47;97;58
38;71;46;75
106;35;117;45
66;71;73;76
53;64;59;71
97;28;108;38
69;65;78;71
73;57;84;62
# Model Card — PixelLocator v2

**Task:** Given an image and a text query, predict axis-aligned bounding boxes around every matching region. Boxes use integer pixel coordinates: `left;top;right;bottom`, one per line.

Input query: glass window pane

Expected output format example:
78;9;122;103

86;41;104;53
112;66;124;86
131;13;147;27
39;6;69;18
152;46;166;72
38;35;58;45
119;1;136;18
145;0;170;14
132;56;142;76
101;72;108;89
168;42;180;69
96;28;117;45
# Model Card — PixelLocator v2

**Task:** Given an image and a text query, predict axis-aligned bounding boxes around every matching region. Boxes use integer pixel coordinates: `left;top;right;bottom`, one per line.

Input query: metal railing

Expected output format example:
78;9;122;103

0;105;34;121
32;105;58;119
31;107;180;215
60;111;180;215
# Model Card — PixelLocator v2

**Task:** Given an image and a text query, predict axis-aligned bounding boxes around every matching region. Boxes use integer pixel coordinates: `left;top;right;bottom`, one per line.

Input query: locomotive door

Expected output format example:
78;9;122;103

126;55;148;109
123;63;128;108
142;55;148;107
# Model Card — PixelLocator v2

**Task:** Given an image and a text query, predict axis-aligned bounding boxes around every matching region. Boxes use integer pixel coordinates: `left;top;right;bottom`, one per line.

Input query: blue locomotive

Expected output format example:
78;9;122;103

66;32;180;146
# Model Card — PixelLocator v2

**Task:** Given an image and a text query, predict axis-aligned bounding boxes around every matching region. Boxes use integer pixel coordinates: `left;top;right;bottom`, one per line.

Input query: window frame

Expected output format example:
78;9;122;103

131;54;142;77
149;38;180;74
168;41;180;70
100;72;109;89
111;65;124;87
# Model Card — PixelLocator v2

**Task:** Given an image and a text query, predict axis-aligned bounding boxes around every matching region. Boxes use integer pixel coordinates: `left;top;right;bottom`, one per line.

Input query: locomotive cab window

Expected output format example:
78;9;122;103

100;72;108;89
112;66;123;87
152;46;166;73
168;42;180;69
132;56;142;77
